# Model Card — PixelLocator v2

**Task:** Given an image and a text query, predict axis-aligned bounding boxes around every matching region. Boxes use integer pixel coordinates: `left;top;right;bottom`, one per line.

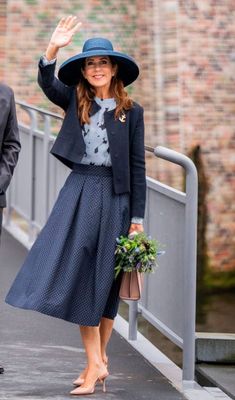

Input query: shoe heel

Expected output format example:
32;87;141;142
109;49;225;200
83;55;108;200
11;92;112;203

101;378;106;393
99;373;108;393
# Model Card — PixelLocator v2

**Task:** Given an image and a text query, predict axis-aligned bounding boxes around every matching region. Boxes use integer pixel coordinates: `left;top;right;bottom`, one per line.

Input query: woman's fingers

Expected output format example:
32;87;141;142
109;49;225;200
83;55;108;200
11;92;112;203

66;15;78;29
58;16;82;35
71;21;82;35
56;15;80;32
57;17;66;29
128;223;144;234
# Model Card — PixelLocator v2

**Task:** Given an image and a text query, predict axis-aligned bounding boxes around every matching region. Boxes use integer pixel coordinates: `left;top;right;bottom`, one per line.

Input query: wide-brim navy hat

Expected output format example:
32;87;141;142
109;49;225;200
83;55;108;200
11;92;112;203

58;37;139;87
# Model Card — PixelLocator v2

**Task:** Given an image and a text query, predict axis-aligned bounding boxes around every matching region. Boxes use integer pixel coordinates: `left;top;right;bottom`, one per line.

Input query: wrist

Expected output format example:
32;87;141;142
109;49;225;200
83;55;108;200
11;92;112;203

131;217;144;225
45;42;59;60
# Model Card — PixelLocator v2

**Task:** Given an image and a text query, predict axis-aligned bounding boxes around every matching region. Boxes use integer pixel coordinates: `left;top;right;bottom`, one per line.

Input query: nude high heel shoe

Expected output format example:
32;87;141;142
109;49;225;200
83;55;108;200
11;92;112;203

73;358;109;387
73;369;87;386
73;377;85;386
70;372;109;395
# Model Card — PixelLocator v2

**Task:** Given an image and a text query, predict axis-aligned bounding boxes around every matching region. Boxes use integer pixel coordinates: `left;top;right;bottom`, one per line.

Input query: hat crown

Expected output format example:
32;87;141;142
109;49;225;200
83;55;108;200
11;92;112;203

82;38;114;53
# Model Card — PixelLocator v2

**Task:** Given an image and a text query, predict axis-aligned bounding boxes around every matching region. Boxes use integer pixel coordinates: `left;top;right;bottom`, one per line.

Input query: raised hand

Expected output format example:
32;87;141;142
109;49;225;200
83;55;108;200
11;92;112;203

50;16;82;48
46;16;82;60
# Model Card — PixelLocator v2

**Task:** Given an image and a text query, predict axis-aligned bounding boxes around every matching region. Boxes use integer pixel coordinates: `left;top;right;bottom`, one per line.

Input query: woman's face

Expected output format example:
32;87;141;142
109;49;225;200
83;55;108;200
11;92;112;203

82;56;116;95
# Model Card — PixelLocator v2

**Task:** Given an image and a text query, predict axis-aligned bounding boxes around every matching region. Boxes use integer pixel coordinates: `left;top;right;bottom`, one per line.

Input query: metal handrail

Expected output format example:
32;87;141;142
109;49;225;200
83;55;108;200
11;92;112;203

16;100;63;120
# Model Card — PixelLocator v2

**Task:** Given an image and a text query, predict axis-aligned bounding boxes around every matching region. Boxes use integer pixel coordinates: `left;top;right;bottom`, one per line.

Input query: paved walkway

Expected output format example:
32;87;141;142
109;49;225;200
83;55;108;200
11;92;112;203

0;229;186;400
196;364;235;400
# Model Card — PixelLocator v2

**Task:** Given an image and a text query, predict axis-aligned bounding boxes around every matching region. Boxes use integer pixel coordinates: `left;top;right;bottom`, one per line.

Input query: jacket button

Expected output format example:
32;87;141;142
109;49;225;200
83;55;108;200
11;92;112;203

114;153;118;158
111;131;115;135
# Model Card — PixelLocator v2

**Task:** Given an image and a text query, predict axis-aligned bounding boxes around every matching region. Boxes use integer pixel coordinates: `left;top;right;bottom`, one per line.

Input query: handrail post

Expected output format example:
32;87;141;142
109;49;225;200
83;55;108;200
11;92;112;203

4;185;12;227
127;145;198;383
128;301;138;340
42;115;51;224
182;157;198;385
22;107;38;242
154;146;198;384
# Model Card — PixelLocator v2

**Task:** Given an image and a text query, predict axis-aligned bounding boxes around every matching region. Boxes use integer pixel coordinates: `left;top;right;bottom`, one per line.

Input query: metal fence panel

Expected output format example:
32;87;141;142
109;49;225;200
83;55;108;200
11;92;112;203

141;181;185;342
9;126;32;222
34;134;46;227
48;153;70;216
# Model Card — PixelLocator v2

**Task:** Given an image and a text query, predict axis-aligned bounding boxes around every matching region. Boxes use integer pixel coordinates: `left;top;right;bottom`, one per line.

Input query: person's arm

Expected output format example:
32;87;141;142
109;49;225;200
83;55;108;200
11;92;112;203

38;16;82;110
0;89;21;194
128;106;146;235
38;59;72;110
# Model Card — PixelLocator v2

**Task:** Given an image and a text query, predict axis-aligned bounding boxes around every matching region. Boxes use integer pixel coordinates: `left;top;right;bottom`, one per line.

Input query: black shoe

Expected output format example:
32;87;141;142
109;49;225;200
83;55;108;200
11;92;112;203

0;365;4;374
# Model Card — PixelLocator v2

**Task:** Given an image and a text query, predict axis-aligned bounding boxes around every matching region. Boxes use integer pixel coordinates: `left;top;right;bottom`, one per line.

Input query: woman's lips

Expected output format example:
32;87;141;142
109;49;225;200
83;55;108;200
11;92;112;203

93;74;104;79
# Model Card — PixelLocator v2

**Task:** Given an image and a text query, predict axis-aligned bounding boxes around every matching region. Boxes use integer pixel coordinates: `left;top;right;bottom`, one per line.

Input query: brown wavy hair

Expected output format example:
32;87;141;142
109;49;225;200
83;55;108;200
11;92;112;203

77;57;133;125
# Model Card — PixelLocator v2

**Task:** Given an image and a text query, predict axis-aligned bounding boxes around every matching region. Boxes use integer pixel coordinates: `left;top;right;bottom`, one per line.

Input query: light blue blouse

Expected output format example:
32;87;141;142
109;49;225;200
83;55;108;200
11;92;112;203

80;96;143;224
80;96;115;167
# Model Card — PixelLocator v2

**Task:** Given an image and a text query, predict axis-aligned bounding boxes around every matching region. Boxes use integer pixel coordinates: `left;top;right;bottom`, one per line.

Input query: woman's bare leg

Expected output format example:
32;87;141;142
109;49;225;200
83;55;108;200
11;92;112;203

99;317;114;364
71;325;108;393
73;318;114;385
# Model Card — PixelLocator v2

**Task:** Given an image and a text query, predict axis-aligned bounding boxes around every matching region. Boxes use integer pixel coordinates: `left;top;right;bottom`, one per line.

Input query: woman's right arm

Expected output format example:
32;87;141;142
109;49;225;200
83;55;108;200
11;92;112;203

38;16;82;110
38;59;72;110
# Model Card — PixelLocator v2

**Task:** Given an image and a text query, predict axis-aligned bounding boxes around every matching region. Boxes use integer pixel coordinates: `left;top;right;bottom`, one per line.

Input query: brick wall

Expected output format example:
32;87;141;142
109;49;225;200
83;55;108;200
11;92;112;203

178;0;235;271
0;0;7;80
1;0;235;271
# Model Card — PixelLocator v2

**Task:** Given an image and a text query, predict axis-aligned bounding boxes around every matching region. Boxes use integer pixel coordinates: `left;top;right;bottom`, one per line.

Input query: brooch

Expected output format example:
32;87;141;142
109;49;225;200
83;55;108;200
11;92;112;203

119;112;126;123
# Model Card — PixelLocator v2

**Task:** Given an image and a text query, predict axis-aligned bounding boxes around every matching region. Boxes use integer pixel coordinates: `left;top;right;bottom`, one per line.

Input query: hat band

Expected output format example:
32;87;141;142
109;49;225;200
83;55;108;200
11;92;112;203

85;46;111;52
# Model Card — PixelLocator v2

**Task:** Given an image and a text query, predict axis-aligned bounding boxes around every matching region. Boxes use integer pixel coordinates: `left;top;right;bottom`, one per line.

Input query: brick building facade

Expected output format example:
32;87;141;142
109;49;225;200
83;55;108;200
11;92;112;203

1;0;234;272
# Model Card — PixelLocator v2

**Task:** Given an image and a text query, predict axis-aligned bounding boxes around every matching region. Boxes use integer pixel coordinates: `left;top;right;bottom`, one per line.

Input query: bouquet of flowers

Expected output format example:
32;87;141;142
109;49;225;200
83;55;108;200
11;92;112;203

114;232;163;279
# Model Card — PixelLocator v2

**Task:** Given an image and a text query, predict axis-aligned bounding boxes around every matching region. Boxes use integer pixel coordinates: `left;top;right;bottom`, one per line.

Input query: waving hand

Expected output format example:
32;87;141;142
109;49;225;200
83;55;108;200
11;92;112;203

46;16;82;60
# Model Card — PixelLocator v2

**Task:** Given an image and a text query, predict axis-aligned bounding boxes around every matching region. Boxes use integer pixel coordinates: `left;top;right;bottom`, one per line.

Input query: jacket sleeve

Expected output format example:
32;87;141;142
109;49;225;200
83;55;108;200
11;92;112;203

129;106;146;219
0;88;21;194
38;58;73;111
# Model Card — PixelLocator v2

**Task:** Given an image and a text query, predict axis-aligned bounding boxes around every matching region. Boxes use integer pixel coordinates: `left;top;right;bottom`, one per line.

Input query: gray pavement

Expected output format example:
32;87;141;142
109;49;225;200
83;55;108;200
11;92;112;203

0;229;186;400
196;364;235;400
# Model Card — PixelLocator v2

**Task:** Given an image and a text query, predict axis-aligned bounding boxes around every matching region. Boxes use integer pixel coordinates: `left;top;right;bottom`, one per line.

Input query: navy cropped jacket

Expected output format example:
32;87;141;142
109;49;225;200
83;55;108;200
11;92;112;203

38;60;146;218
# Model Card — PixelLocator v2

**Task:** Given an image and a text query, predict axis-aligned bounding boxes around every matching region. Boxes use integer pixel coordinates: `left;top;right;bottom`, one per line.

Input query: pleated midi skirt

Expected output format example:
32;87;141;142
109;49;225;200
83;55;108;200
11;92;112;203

5;164;130;326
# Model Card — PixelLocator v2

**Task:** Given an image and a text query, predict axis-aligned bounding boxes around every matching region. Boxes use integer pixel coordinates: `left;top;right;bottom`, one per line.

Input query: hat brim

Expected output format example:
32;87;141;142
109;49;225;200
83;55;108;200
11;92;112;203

58;50;139;87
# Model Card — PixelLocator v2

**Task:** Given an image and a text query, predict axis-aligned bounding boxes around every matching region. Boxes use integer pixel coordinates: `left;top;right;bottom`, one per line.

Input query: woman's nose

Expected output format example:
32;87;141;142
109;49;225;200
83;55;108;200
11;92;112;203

94;62;101;70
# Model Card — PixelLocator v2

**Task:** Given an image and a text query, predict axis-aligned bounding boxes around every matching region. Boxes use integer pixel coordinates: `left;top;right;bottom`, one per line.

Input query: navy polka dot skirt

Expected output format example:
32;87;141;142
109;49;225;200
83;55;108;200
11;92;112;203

5;164;130;326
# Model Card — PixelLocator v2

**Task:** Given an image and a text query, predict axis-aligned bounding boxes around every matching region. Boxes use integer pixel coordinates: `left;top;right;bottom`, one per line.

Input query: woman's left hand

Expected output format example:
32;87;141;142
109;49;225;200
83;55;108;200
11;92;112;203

128;223;144;235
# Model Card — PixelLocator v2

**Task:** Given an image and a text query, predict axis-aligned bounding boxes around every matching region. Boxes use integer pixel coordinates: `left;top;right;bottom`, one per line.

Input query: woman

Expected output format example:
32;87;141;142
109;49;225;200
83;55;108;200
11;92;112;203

5;16;146;395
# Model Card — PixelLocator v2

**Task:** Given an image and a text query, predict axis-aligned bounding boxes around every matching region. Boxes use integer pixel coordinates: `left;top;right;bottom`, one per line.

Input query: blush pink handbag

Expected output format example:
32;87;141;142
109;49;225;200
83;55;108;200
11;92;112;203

119;270;143;301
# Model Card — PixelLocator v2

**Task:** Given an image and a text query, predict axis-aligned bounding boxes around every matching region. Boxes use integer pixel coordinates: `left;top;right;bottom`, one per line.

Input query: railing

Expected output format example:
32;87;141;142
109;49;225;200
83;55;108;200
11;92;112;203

130;146;198;386
4;101;198;385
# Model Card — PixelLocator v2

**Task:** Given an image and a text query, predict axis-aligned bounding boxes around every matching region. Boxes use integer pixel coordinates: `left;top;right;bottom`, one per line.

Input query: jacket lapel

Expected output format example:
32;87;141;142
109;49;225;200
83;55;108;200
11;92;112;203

89;101;101;117
104;109;129;162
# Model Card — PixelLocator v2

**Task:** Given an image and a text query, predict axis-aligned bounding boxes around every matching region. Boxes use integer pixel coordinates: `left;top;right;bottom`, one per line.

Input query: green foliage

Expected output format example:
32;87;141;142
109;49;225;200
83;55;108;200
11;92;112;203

70;33;85;49
114;233;163;278
204;269;235;292
25;0;38;5
37;12;50;21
